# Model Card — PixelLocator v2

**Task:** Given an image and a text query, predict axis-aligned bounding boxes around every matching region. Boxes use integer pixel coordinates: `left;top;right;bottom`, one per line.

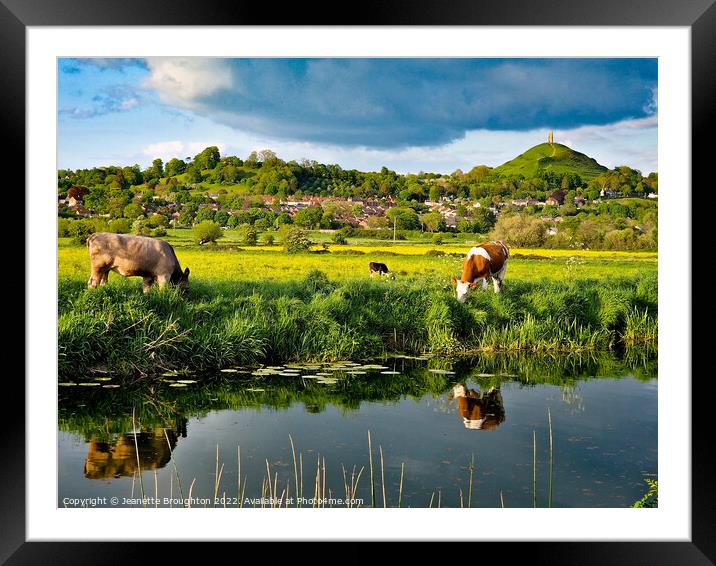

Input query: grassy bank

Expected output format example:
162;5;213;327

58;270;657;377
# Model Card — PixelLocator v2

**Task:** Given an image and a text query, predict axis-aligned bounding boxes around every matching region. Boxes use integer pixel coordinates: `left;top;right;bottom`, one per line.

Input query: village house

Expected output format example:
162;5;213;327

600;188;618;199
67;196;83;208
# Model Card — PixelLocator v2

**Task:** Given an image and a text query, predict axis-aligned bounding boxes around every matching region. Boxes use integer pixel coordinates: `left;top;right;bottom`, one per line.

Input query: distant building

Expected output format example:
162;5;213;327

67;196;83;208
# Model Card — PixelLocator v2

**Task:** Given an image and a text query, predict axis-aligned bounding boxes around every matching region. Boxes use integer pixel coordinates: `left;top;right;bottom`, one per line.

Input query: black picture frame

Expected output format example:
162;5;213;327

7;0;713;563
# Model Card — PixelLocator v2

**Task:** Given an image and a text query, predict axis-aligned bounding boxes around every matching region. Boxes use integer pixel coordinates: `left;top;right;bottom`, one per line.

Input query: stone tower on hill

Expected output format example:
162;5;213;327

548;131;554;144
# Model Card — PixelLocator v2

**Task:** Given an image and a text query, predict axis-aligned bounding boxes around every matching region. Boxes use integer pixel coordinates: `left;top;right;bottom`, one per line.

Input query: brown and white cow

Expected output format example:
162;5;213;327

450;384;505;431
87;232;190;293
450;241;509;302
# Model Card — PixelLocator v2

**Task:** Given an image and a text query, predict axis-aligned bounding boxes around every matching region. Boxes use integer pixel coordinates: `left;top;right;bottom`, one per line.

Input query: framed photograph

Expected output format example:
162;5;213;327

9;0;712;562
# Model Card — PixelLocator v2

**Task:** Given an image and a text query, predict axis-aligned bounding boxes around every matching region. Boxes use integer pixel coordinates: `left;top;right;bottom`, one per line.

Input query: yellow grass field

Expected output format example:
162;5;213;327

58;238;657;284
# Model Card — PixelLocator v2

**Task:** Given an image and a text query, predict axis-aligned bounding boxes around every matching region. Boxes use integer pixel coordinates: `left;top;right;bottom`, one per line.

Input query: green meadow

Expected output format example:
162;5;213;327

58;234;657;378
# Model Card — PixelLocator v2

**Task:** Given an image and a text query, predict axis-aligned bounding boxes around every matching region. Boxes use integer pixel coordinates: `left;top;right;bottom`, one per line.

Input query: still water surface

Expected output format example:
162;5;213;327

58;354;657;508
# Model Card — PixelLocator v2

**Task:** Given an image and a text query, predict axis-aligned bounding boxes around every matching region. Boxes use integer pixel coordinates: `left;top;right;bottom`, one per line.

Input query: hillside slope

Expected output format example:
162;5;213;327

493;143;608;180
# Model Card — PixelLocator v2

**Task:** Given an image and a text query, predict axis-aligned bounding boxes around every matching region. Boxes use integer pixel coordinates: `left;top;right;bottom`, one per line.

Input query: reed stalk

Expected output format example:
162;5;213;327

379;445;387;508
533;430;537;508
468;454;475;508
368;431;375;508
289;435;299;508
131;407;146;507
164;428;185;506
188;478;196;508
548;408;554;508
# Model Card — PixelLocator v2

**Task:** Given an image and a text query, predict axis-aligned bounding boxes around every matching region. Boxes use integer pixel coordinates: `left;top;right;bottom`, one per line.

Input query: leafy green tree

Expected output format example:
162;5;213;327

472;207;496;233
237;224;258;246
263;234;275;246
490;214;547;247
165;158;186;177
274;212;292;228
194;220;223;245
148;213;168;228
195;207;216;223
386;207;419;230
108;218;131;233
184;164;203;184
419;212;446;232
194;146;221;170
123;203;144;220
131;217;151;236
68;219;95;244
294;206;324;229
214;211;230;227
151;158;164;179
281;226;312;253
331;227;351;245
177;212;194;227
58;217;72;237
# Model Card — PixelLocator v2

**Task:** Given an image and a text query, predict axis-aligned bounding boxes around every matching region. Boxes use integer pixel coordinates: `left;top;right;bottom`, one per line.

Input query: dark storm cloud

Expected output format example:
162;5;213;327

148;58;658;148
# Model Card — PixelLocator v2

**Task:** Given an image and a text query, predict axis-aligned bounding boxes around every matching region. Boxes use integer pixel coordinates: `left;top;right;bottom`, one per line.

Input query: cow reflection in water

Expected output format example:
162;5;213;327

450;384;505;430
84;419;187;480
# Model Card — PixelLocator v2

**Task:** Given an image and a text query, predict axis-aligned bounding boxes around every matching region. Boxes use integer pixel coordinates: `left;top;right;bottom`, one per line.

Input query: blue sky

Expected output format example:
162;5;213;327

58;57;658;174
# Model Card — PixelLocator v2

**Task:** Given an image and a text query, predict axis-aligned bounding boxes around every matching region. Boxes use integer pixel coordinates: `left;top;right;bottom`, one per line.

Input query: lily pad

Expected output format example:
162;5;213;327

428;369;456;375
380;371;401;375
169;383;188;388
78;382;101;387
102;384;121;389
176;379;197;384
58;382;77;386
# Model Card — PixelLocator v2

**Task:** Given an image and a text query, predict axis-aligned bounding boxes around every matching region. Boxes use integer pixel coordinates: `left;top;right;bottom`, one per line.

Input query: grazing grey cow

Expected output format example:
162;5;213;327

87;232;190;293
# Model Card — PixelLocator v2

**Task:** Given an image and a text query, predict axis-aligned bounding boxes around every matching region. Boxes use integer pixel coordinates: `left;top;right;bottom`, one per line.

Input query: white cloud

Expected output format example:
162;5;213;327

144;58;232;108
142;140;185;158
141;140;227;162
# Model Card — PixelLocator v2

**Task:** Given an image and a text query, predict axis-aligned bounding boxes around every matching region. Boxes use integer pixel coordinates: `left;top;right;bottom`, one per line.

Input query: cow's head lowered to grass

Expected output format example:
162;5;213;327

450;275;477;303
451;242;510;303
171;266;191;294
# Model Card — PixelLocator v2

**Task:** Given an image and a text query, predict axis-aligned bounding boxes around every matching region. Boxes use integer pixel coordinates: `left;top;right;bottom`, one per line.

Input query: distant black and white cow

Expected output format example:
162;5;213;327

450;241;509;302
369;262;390;278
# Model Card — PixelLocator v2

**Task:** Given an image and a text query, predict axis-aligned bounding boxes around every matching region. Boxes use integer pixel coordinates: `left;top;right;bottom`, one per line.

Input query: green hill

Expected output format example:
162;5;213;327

493;143;608;180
